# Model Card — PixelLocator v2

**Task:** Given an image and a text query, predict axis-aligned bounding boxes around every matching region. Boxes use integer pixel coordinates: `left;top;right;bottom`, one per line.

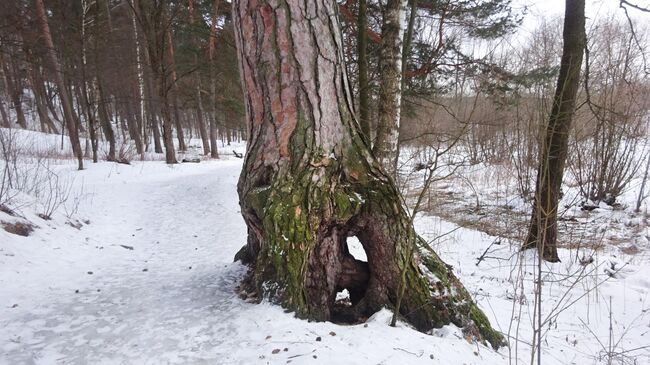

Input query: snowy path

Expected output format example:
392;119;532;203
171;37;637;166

1;160;504;365
2;161;250;364
7;156;647;365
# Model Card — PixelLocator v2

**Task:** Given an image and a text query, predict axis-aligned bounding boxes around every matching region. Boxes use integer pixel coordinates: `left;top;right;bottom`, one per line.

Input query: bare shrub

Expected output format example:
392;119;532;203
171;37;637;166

1;128;83;219
115;139;135;164
0;128;20;206
33;165;74;220
570;20;650;205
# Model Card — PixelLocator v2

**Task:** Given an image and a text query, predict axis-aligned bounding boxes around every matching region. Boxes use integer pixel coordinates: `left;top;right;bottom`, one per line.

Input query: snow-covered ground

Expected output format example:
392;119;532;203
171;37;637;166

1;131;649;364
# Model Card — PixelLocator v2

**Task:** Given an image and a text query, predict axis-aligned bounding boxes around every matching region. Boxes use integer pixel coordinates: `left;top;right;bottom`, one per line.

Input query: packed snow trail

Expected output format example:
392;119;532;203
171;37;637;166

1;159;504;364
1;160;250;363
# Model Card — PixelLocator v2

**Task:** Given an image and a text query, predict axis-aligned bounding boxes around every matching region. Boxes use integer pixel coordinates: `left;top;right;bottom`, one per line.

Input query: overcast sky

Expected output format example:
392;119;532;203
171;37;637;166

516;0;648;30
502;0;650;51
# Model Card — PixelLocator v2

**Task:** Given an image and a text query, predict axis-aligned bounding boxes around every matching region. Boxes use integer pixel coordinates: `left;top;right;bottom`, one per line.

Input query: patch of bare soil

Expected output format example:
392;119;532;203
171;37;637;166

2;221;35;236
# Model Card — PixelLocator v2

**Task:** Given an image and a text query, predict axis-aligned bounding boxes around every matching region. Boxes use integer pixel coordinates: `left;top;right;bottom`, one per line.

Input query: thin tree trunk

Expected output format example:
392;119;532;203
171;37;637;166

43;81;62;125
373;0;406;179
0;52;27;129
357;0;370;140
159;83;177;164
138;15;163;154
23;37;59;134
134;0;176;163
196;90;210;154
0;96;10;128
401;0;417;81
189;0;210;156
80;0;98;162
72;79;88;134
79;77;98;162
25;61;59;134
208;0;221;158
125;98;144;155
132;0;147;157
165;29;186;152
94;0;115;161
149;103;163;153
34;0;83;169
636;151;650;212
523;0;586;262
97;80;116;161
232;0;502;349
144;55;163;154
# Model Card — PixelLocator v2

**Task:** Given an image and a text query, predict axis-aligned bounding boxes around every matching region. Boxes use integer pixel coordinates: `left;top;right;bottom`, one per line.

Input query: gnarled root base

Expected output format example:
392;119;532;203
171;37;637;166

235;175;505;350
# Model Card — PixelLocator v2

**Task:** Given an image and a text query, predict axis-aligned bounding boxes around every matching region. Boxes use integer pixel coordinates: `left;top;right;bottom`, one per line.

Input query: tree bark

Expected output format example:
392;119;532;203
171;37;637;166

80;1;98;163
138;18;163;154
402;0;417;82
96;79;116;161
0;96;10;128
131;0;147;157
208;0;221;158
135;0;177;163
0;52;27;129
357;0;370;140
94;0;116;161
159;81;177;164
23;57;59;134
523;0;586;262
189;0;211;156
34;0;83;170
373;0;406;179
33;78;59;133
196;92;210;155
165;29;186;152
125;98;144;155
232;0;503;349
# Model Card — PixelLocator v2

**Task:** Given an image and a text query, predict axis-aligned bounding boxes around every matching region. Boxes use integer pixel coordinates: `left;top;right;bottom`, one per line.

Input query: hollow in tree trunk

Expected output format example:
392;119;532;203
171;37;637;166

523;0;585;262
232;0;503;349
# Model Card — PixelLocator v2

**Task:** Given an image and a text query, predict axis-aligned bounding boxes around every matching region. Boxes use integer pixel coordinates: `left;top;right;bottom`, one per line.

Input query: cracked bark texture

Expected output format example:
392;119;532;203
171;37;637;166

232;0;503;349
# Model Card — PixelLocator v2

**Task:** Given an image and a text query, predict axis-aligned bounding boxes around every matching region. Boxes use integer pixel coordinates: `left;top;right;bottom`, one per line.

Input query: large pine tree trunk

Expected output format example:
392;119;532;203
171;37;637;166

523;0;585;262
232;0;502;349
